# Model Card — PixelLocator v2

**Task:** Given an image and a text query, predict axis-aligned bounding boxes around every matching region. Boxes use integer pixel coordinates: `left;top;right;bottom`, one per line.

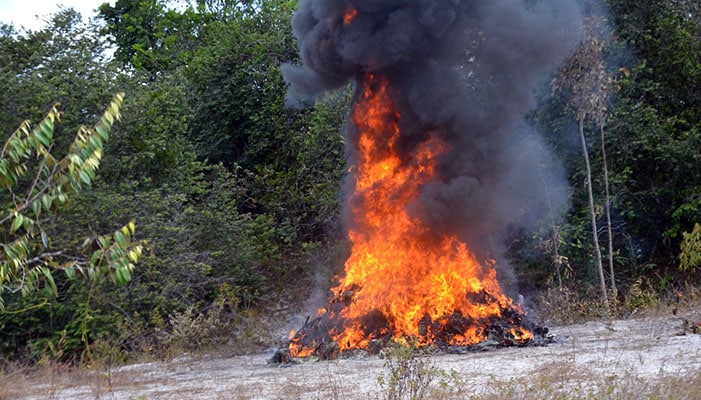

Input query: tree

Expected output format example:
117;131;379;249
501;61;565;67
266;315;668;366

0;93;143;310
186;0;302;168
98;0;209;72
605;0;701;272
0;8;118;146
552;14;613;311
186;0;347;247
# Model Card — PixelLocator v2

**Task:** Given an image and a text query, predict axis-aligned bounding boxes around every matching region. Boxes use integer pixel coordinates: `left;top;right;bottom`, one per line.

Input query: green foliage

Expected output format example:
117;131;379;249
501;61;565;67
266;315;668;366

186;0;302;168
608;0;700;119
606;1;701;248
526;0;701;290
2;0;698;367
99;0;207;72
0;8;118;149
680;223;701;272
0;93;143;310
185;1;347;251
101;69;196;187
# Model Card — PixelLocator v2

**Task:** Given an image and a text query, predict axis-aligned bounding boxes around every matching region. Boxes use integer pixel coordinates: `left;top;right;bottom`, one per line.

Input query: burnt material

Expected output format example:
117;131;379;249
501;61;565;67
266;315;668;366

273;289;549;363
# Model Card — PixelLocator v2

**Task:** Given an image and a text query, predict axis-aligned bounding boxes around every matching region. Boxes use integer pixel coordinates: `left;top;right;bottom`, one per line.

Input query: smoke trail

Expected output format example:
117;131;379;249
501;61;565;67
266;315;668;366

282;0;582;259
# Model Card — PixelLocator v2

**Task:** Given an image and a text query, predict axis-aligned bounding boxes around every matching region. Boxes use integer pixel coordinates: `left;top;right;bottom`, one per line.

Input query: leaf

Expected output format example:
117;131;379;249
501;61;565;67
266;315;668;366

41;195;52;211
103;112;114;126
10;214;24;234
41;230;49;249
78;170;91;185
90;249;104;265
114;230;127;247
36;126;52;147
116;264;131;285
41;266;58;296
95;125;109;141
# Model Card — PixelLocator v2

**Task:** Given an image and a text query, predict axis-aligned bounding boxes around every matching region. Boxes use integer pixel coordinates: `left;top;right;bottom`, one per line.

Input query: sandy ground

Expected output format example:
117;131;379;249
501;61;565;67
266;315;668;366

6;312;701;400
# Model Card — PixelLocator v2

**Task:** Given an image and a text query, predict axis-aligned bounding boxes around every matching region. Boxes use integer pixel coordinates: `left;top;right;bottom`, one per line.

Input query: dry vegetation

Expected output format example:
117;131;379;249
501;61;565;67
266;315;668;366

2;293;700;400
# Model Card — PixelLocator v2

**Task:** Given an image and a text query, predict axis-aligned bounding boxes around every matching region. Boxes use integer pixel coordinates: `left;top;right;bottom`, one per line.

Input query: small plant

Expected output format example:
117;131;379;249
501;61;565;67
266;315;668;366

624;277;661;311
680;223;701;272
377;342;440;400
165;299;227;354
532;286;609;325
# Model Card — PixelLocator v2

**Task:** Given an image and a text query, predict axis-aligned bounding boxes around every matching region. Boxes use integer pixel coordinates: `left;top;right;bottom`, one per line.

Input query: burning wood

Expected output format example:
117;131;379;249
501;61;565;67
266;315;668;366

271;288;551;363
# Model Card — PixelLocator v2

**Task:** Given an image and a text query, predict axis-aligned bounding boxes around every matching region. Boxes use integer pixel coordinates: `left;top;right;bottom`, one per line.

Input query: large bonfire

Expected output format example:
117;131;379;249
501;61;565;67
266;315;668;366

280;0;582;359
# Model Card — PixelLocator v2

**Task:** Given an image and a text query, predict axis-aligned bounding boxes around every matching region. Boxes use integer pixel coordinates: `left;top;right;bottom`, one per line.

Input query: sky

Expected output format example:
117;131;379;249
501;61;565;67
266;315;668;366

0;1;114;31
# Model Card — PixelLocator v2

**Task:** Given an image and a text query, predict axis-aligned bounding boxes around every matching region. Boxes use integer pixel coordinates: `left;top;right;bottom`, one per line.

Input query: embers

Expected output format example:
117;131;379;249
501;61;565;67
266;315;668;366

273;297;551;364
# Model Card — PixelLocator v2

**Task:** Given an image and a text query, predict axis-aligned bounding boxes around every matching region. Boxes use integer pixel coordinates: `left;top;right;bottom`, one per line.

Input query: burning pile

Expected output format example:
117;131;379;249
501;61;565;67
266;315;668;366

278;0;582;360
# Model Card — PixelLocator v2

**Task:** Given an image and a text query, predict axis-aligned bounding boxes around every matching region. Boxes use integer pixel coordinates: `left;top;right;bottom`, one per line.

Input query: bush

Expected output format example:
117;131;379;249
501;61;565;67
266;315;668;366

680;223;701;273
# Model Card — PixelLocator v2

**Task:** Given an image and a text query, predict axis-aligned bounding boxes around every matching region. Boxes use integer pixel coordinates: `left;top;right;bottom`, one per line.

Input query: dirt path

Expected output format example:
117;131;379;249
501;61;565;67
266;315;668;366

8;313;701;400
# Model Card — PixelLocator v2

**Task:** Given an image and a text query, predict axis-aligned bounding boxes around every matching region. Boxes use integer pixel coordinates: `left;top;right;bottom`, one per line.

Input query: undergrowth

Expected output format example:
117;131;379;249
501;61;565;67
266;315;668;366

531;282;701;326
466;363;701;400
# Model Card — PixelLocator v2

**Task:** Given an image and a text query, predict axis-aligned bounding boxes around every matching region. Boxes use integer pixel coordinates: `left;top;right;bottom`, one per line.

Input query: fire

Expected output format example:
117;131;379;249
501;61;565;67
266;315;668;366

333;73;520;348
289;329;315;358
287;73;534;358
343;7;358;25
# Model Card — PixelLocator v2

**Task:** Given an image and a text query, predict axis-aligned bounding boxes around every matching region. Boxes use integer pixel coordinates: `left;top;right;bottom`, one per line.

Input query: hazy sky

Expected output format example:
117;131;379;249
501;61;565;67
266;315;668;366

0;1;113;31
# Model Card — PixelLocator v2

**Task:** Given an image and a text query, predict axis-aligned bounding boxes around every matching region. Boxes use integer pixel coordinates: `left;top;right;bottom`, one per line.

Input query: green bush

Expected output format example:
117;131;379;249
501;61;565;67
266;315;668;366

680;223;701;272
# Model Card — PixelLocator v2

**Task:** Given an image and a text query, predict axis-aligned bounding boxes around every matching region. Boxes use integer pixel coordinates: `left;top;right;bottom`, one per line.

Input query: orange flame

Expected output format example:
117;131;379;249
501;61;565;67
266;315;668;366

328;73;522;349
286;73;534;358
288;329;315;357
343;7;358;25
510;327;534;342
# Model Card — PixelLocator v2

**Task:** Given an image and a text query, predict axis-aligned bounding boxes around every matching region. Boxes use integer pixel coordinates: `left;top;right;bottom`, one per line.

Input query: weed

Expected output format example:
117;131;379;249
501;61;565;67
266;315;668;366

376;342;469;400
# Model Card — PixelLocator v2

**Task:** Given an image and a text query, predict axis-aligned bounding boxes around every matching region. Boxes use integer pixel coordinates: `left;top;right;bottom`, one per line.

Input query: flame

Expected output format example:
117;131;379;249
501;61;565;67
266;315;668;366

510;327;534;342
289;329;315;357
328;74;522;349
287;73;534;357
343;7;358;25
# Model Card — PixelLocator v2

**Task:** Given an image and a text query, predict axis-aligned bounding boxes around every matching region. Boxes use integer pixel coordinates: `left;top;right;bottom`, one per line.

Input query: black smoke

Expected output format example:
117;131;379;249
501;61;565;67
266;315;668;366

282;0;582;261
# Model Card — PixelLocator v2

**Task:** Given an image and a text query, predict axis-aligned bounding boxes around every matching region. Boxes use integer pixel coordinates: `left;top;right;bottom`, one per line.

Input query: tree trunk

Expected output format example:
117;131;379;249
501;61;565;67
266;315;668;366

539;164;563;288
579;115;609;312
599;121;617;297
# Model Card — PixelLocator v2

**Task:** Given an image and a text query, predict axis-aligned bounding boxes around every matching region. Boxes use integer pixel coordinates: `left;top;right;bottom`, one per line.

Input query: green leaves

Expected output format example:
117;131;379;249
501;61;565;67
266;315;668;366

680;223;701;272
0;93;142;310
85;221;143;286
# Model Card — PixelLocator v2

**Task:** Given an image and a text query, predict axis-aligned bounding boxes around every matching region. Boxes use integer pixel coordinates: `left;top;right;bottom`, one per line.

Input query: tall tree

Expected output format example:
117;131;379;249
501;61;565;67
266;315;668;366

98;0;207;72
552;14;613;311
0;9;117;140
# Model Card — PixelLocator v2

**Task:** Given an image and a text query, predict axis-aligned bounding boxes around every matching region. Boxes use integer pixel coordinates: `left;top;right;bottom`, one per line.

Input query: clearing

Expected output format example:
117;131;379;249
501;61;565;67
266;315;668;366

4;309;701;399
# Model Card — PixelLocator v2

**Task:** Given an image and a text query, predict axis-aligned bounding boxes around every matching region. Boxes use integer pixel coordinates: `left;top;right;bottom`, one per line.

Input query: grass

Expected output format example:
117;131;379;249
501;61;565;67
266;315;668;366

466;363;701;400
3;337;700;400
5;356;699;400
364;332;701;400
2;290;700;400
531;282;701;326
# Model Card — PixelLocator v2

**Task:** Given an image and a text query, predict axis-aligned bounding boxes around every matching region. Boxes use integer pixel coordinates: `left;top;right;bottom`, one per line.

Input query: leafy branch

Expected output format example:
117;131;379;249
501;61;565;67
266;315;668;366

0;93;144;310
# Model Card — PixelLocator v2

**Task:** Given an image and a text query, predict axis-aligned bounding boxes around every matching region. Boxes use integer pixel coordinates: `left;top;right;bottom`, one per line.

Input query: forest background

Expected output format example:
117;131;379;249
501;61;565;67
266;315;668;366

0;0;699;365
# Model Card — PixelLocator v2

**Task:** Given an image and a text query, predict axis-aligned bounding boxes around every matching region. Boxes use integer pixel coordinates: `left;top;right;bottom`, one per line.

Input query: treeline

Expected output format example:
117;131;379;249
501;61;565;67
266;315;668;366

0;0;699;363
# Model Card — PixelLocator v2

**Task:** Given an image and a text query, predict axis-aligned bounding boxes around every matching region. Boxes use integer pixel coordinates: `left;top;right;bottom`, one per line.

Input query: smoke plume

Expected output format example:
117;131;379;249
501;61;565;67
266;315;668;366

282;0;582;260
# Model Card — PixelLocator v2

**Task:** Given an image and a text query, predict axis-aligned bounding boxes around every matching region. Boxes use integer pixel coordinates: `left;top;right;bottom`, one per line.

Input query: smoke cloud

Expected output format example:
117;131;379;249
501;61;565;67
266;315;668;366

283;0;582;259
